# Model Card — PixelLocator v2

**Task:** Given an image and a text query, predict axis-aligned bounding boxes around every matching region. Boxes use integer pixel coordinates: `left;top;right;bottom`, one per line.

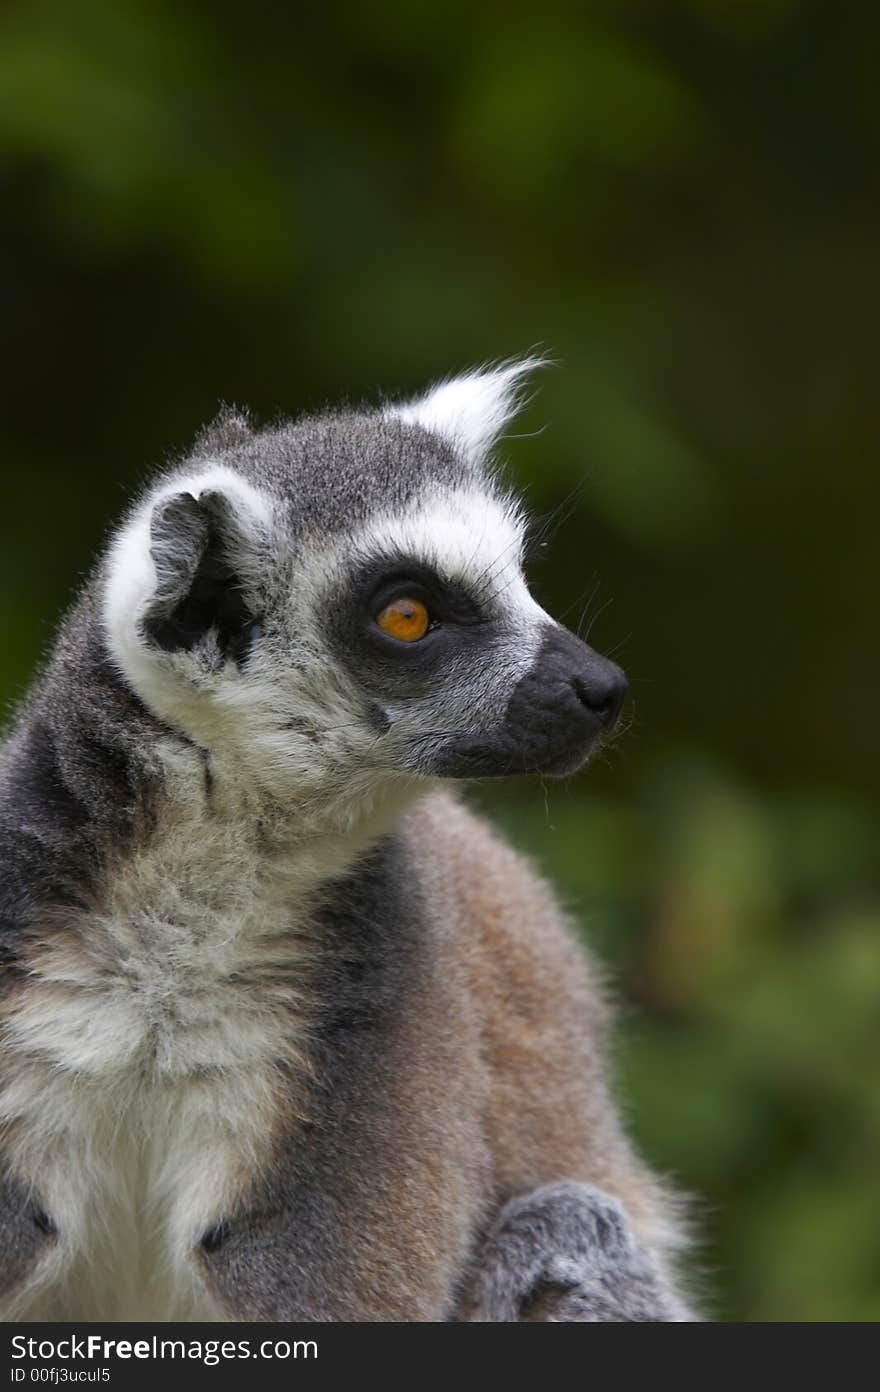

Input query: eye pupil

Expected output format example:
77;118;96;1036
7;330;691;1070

375;596;431;642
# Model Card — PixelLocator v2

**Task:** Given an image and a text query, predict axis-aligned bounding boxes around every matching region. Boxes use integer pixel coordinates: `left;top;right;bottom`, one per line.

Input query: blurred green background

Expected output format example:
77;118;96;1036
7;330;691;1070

1;0;878;1320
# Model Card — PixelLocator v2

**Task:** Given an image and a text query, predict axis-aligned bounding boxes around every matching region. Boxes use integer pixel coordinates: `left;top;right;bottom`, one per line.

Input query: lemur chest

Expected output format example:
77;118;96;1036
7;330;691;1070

1;831;310;1320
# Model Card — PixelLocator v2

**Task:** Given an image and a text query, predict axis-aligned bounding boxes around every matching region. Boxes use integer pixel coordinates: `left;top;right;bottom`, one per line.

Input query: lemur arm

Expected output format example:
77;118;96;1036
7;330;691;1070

468;1182;692;1322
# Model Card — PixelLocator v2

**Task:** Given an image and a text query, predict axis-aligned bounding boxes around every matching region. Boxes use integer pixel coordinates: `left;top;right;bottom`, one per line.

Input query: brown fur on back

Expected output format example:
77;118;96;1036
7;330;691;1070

406;791;680;1267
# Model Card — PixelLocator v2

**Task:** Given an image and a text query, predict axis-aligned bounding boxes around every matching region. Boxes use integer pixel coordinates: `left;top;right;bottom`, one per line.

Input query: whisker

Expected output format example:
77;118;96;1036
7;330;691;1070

480;570;528;609
603;632;632;661
555;577;599;627
469;535;525;601
581;595;614;643
525;480;586;556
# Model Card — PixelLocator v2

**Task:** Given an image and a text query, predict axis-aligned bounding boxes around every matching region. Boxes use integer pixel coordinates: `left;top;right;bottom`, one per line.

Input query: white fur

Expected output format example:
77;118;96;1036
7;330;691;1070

101;473;550;819
3;427;555;1320
102;464;275;749
0;730;370;1321
298;487;552;771
306;486;546;650
100;462;405;829
1;711;425;1323
389;357;546;463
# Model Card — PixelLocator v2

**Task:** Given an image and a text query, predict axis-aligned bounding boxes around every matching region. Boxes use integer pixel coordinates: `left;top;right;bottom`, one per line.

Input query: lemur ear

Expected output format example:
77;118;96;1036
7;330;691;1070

141;489;254;663
388;356;546;463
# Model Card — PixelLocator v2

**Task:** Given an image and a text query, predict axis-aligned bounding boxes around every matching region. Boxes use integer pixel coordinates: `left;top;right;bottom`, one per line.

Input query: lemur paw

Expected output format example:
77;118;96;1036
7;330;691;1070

470;1181;690;1322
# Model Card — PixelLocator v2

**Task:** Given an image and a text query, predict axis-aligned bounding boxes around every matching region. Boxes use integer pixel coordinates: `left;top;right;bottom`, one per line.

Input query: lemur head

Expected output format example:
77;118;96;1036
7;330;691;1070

103;361;626;824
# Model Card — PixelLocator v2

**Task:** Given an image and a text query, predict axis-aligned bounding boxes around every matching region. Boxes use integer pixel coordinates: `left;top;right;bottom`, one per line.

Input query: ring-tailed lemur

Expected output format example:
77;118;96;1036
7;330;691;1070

0;361;694;1321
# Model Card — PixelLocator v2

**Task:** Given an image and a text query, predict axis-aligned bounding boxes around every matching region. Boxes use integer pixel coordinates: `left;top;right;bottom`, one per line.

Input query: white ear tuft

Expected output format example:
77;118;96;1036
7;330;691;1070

388;355;548;463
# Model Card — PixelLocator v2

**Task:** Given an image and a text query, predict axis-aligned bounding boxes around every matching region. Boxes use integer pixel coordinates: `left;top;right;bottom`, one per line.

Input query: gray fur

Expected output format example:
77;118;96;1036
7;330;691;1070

0;371;696;1321
194;406;479;541
198;835;485;1321
470;1183;691;1322
0;1170;56;1302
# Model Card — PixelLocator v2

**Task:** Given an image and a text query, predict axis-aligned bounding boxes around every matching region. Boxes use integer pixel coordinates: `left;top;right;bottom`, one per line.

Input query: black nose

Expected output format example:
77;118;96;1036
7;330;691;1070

426;623;629;780
572;656;628;729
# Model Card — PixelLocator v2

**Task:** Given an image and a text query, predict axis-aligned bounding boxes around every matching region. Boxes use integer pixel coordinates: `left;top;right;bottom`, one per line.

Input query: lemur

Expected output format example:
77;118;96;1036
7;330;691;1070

0;361;693;1322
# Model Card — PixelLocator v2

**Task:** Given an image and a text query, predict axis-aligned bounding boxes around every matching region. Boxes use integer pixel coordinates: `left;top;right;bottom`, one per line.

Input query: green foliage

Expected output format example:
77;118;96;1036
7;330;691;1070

0;0;876;1321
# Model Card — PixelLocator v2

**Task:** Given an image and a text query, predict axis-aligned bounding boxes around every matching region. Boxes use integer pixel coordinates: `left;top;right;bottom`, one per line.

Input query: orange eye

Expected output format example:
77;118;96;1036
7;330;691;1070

375;596;431;642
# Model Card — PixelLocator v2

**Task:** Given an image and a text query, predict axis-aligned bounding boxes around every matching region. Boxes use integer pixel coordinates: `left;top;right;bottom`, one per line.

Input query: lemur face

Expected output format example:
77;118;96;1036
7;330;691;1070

103;362;626;812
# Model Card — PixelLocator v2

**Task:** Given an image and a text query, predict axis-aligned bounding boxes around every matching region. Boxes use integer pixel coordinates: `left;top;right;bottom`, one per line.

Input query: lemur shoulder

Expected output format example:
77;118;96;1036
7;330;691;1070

0;362;694;1321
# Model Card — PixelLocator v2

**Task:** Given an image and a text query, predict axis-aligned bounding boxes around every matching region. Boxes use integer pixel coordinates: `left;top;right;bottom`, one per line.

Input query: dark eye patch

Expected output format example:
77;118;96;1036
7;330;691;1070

322;552;499;695
362;559;485;630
